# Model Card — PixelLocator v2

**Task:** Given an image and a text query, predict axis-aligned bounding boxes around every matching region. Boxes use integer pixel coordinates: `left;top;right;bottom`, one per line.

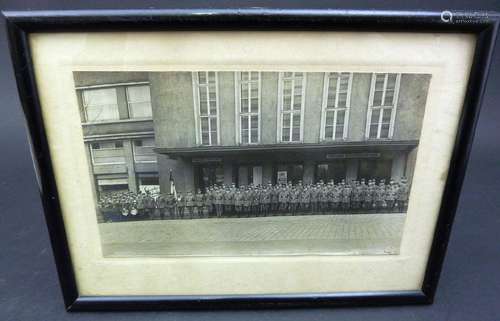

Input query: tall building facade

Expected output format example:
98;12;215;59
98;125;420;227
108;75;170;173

151;71;430;193
75;71;430;197
74;72;160;204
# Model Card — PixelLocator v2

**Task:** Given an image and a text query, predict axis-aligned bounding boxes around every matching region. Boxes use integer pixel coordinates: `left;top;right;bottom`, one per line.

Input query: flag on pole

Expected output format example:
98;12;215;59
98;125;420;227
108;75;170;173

169;169;177;199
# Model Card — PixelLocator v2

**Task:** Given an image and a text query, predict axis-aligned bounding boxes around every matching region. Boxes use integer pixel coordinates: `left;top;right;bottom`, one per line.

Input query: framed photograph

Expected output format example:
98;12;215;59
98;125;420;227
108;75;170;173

3;9;498;311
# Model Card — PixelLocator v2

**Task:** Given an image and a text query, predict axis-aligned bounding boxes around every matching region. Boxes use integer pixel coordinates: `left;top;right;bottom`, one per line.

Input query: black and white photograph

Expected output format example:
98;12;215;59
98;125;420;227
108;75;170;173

76;70;430;257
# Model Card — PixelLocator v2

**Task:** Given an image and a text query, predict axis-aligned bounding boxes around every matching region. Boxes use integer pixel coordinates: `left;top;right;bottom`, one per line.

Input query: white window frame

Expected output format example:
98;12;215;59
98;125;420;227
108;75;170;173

125;84;153;119
320;72;353;141
277;72;306;143
132;137;157;163
81;87;120;123
89;141;126;166
365;73;401;139
234;72;261;145
192;71;220;146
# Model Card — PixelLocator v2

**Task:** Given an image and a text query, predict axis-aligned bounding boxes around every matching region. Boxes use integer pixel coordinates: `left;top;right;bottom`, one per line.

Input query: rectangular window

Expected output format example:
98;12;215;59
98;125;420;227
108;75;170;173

366;73;401;139
82;88;119;122
90;141;126;165
133;137;157;163
278;72;305;142
321;72;352;140
194;72;219;146
237;72;260;144
126;85;153;118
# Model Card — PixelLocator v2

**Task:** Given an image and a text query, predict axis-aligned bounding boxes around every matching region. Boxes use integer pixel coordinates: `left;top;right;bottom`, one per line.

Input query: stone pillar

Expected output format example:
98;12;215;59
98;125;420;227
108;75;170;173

85;143;103;223
346;159;359;182
391;153;407;180
303;161;315;185
123;139;138;193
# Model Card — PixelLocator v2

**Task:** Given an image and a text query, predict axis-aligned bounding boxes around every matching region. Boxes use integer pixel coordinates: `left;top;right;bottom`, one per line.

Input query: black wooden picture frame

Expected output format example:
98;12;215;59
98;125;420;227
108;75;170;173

2;8;498;311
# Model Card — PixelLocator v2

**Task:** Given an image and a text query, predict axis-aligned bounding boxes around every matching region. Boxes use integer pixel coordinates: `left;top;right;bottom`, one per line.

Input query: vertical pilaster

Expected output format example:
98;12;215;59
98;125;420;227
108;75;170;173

123;139;138;192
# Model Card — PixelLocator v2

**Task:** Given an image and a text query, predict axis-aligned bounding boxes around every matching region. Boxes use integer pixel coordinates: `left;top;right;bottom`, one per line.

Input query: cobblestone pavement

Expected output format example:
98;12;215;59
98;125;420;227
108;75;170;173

99;214;406;257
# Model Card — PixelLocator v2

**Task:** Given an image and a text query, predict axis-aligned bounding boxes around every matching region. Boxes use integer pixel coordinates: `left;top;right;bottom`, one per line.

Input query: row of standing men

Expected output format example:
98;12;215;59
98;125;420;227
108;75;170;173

98;178;410;220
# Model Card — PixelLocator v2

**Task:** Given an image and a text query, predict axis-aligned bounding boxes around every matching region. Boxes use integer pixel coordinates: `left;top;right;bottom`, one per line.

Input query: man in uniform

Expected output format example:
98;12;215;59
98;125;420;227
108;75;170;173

300;186;311;214
397;177;409;212
136;192;146;219
234;188;243;217
278;184;289;214
223;185;234;217
319;183;329;213
310;184;319;214
195;189;204;218
156;193;167;219
184;191;195;219
375;180;386;211
214;187;224;218
341;180;352;213
261;183;271;216
289;186;299;215
352;180;363;212
386;179;397;212
164;193;177;219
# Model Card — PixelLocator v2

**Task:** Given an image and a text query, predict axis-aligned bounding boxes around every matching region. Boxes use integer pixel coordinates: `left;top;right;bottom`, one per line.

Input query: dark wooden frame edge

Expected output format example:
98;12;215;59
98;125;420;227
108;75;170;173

1;8;498;311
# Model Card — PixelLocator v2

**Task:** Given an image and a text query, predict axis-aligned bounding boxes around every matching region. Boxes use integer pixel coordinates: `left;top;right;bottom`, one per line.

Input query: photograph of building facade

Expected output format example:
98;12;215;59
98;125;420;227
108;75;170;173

74;70;430;211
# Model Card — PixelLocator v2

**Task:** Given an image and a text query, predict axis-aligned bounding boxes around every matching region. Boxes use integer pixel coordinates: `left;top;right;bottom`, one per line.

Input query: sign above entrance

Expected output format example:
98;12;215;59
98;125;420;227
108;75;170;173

192;157;223;164
326;153;381;159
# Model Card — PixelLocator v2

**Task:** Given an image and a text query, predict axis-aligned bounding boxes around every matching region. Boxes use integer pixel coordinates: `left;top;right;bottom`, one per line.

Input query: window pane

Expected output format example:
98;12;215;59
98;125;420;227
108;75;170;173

202;133;209;145
293;94;302;109
250;72;259;80
250;87;258;98
292;113;301;128
134;139;157;163
387;74;397;89
241;72;249;81
337;92;347;107
375;74;385;90
325;125;334;139
208;72;216;83
241;83;248;98
371;109;380;124
283;96;292;110
242;129;249;143
201;118;209;132
382;108;392;123
199;86;207;101
83;88;119;122
251;129;258;143
241;98;248;112
199;101;208;115
250;98;258;113
128;102;152;118
91;141;125;165
210;117;217;133
369;124;379;138
250;115;258;130
282;131;290;142
335;124;344;139
241;116;249;130
373;91;383;106
326;110;335;126
292;127;300;141
209;101;217;115
384;89;395;106
282;113;291;127
380;123;390;138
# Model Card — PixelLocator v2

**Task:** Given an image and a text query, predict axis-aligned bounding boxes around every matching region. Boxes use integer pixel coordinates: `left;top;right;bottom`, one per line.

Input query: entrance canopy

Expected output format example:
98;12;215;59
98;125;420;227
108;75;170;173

155;140;418;162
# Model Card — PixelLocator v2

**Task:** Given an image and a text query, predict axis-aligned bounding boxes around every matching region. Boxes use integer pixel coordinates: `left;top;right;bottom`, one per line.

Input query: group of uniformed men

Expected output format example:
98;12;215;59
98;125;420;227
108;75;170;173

98;177;410;221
